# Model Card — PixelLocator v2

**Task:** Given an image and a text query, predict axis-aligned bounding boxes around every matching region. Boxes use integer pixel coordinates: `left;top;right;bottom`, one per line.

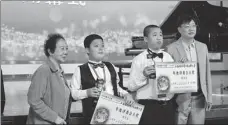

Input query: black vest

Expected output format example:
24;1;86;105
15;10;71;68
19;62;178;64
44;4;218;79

79;62;119;121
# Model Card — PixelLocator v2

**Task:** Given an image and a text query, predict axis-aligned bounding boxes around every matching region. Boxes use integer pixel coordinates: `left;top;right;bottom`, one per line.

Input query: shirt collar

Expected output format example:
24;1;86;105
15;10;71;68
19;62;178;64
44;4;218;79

46;57;62;73
181;39;195;50
88;60;103;64
148;48;163;54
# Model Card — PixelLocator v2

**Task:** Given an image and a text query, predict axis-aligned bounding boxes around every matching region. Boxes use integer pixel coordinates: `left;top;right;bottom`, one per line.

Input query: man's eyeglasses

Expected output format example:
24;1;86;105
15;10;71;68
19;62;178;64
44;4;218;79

181;25;197;29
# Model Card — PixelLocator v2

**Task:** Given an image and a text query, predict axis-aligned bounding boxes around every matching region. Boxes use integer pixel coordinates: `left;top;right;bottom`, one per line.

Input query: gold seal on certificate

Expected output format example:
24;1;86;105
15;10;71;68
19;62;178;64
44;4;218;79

157;75;170;91
93;106;110;124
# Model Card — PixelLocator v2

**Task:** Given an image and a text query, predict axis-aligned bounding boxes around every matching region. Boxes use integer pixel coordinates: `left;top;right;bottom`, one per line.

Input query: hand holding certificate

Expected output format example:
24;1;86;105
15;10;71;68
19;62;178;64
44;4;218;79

90;92;144;124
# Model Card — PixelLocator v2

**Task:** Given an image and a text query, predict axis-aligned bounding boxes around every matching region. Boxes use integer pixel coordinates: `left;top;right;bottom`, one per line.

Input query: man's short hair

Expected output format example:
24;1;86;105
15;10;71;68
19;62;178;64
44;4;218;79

176;14;198;27
143;25;160;37
84;34;103;48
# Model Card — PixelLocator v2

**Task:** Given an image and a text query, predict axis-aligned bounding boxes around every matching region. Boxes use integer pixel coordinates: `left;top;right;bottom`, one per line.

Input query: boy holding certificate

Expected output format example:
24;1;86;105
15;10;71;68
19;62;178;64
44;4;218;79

70;34;132;124
126;25;176;124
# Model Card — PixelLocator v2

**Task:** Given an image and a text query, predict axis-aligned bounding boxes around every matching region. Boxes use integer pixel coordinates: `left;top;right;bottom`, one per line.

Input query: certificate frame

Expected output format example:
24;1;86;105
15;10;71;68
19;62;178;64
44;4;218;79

155;62;198;95
90;92;144;124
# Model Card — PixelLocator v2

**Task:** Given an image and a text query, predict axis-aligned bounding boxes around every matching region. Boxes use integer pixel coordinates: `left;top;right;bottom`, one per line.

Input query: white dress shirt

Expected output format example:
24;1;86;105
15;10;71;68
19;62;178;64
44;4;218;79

181;40;197;62
70;60;128;100
127;49;174;101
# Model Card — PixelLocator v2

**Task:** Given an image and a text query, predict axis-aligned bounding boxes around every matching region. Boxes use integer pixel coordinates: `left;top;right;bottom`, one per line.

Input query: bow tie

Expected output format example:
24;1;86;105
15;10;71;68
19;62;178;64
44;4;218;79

152;52;163;59
147;52;163;59
89;62;105;68
147;49;163;59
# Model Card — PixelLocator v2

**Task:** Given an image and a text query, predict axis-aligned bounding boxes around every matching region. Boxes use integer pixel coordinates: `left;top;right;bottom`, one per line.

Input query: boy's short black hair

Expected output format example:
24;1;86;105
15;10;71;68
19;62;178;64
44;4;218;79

143;25;160;37
44;33;65;57
84;34;103;48
176;14;198;27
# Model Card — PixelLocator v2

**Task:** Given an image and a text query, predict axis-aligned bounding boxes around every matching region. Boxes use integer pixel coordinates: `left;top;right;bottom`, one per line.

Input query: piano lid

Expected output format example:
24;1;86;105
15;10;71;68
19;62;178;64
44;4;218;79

160;1;228;35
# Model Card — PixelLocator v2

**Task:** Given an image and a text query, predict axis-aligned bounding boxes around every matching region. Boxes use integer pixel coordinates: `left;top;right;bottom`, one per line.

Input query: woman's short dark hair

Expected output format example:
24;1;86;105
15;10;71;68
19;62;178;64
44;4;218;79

44;33;65;57
176;14;198;28
143;25;160;37
84;34;103;48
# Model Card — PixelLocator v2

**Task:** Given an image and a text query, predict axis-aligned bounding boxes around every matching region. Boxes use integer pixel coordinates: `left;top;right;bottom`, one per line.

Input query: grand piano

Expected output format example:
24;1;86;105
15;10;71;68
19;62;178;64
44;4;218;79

126;1;228;55
124;1;228;124
161;1;228;52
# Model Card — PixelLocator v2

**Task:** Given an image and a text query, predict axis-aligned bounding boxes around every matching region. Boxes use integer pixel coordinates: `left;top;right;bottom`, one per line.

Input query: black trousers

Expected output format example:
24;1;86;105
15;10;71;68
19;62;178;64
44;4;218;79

138;99;176;124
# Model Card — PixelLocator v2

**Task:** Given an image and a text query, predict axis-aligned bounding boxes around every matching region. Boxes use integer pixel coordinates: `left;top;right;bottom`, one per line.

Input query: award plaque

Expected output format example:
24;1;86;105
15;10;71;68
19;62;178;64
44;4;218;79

95;78;106;91
148;73;156;79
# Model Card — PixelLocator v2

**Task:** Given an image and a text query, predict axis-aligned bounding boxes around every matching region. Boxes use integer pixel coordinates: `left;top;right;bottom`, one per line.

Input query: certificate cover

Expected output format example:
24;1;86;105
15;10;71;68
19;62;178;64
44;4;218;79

90;92;144;124
155;62;198;96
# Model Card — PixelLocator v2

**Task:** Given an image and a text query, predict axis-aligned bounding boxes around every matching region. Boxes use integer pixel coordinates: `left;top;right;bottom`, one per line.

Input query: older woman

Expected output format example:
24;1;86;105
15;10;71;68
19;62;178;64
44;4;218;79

26;33;71;124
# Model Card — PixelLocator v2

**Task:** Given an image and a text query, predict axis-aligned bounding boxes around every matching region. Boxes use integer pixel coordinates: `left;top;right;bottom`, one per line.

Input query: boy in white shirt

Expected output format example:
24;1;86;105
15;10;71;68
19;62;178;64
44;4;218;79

70;34;132;124
126;25;176;124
